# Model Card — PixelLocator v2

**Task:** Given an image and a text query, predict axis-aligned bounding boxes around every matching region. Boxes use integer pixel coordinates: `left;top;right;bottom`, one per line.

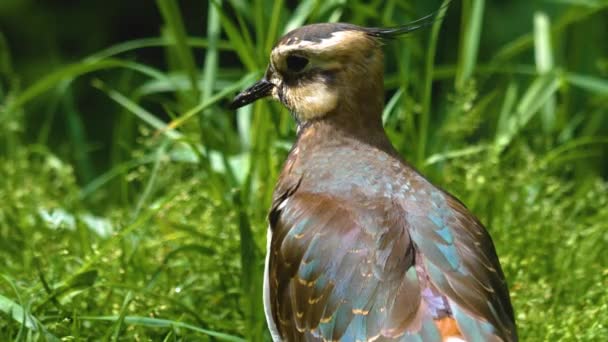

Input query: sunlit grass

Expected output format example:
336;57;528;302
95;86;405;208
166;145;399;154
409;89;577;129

1;0;607;340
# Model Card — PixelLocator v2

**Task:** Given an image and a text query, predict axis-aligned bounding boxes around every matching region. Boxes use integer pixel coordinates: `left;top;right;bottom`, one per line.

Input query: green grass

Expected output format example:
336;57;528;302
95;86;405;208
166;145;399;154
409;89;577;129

1;0;608;340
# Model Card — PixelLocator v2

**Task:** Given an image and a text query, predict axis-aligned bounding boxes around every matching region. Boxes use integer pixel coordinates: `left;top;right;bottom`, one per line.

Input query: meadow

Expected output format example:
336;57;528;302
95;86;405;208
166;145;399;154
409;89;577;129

0;0;607;340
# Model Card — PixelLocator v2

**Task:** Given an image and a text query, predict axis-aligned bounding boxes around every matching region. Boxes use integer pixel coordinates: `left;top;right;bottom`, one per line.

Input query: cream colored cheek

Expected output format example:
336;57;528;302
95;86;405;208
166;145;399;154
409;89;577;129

269;75;282;101
290;83;338;120
270;86;280;100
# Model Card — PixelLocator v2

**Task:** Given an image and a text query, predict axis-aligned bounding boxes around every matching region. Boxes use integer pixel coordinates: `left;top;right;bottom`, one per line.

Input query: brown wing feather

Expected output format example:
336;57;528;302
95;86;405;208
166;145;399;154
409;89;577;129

268;192;431;341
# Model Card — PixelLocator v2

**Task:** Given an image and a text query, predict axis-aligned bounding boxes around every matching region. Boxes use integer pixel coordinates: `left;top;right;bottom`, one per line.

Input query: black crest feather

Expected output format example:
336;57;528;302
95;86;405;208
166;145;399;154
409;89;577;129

364;0;452;39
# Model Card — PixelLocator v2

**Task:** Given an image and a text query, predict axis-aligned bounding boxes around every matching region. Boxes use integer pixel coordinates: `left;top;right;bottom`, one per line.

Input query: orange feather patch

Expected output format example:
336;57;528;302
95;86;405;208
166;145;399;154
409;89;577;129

435;317;463;340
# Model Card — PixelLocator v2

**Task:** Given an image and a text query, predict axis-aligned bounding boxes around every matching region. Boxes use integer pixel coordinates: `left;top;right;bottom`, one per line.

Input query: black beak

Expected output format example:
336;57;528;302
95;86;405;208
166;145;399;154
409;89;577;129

229;78;274;109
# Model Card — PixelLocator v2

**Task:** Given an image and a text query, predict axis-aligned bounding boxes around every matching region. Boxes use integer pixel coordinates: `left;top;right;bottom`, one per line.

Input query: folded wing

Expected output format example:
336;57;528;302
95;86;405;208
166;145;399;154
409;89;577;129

267;183;517;341
269;192;440;341
403;180;517;341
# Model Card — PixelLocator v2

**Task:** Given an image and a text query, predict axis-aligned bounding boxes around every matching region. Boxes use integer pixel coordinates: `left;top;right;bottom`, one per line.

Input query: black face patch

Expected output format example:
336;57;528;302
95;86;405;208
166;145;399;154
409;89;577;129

283;67;337;87
318;69;337;85
277;23;363;46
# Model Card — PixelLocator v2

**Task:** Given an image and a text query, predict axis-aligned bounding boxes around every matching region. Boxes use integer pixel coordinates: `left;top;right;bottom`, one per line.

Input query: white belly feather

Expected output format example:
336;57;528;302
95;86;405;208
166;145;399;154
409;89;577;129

264;226;282;341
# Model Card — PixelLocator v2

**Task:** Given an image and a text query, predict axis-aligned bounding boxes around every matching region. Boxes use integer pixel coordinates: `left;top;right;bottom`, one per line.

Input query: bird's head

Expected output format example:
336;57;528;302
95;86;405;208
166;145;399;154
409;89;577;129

230;8;446;126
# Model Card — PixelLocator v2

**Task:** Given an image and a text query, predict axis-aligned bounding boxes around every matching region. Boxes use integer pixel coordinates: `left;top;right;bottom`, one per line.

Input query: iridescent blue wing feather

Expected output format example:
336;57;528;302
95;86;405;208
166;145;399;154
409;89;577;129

403;176;517;341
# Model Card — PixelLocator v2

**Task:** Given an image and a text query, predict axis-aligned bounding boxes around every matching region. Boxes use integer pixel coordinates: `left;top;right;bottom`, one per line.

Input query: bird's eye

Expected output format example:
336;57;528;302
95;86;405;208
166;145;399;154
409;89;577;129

286;55;309;72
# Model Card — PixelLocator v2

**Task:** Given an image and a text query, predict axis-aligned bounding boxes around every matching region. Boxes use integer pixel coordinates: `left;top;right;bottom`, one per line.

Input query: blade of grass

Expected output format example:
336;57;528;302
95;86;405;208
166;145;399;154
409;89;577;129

382;88;404;124
494;73;561;154
540;137;608;167
534;13;554;74
35;270;99;312
156;0;200;101
63;86;95;182
211;0;258;71
327;0;347;22
165;72;258;131
86;37;234;62
0;291;36;330
132;141;169;219
78;153;156;199
495;82;518;144
2;59;168;119
284;0;317;33
418;0;451;164
425;144;489;165
80;315;245;341
92;79;182;140
0;274;60;341
110;291;133;341
565;72;608;95
534;12;556;132
551;0;606;7
104;282;208;327
493;6;606;62
232;189;264;341
429;63;538;81
236;12;258;63
253;0;265;57
202;3;221;103
264;0;284;54
455;0;485;91
199;0;222;151
36;80;68;146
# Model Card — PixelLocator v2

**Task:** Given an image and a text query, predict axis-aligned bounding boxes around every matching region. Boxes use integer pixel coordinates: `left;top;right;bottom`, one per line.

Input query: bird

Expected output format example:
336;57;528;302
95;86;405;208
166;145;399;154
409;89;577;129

230;7;518;342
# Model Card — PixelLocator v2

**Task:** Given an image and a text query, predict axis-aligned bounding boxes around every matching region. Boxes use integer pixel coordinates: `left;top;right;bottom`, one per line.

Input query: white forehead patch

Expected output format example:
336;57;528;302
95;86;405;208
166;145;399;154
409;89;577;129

272;30;361;58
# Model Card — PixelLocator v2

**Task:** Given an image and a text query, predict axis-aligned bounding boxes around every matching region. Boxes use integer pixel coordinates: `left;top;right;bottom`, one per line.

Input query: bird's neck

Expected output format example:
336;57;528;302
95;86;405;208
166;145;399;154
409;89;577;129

296;110;395;154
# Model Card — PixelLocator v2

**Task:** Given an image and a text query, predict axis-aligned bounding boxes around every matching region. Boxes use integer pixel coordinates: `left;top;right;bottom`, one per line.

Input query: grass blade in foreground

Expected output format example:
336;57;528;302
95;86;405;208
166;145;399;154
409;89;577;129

80;316;245;341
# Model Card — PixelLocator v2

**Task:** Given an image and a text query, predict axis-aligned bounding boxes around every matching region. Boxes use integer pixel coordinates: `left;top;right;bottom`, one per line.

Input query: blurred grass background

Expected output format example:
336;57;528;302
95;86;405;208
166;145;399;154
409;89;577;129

1;0;607;340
